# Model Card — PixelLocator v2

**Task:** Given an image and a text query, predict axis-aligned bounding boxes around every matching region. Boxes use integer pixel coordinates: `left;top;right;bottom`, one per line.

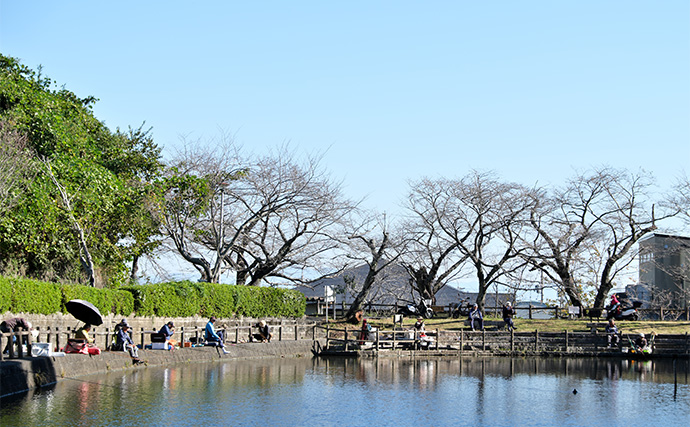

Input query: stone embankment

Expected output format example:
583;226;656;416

0;339;320;398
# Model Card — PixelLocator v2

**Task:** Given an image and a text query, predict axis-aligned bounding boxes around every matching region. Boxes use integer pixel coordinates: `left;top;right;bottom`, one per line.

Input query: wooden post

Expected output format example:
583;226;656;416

27;330;32;357
482;329;486;351
375;329;380;351
295;324;299;341
534;330;539;351
594;329;598;352
660;307;664;320
140;328;145;348
325;324;330;348
344;328;349;351
0;334;4;361
564;330;569;352
195;327;199;345
17;331;24;358
529;304;533;320
278;325;283;341
460;330;464;353
312;324;316;341
510;328;514;352
55;327;60;354
435;328;439;350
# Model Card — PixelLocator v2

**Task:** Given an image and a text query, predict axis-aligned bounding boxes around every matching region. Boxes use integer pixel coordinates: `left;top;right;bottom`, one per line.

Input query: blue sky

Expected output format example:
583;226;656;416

1;1;688;218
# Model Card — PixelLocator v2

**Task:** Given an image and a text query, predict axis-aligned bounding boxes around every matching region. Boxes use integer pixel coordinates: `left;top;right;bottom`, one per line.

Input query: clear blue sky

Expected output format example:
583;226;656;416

1;1;689;218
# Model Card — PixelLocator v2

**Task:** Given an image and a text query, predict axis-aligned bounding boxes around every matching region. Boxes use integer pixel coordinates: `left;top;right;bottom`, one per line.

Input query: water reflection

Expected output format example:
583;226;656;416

1;357;688;426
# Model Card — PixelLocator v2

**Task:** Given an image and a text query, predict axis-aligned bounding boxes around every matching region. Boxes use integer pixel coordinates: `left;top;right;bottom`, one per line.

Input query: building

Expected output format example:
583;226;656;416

638;233;690;309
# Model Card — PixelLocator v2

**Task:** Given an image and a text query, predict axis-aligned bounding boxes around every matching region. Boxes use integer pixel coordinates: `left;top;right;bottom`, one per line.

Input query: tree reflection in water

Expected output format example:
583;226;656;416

1;357;688;427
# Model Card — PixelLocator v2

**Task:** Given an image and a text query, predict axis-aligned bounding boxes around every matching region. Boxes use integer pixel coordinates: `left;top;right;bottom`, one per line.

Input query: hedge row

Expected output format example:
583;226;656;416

0;276;134;317
121;281;306;318
0;277;306;318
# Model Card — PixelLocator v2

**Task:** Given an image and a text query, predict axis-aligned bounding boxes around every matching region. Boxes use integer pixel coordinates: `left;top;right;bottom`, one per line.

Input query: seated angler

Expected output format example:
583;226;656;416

116;324;141;361
502;301;516;331
468;304;484;331
159;321;177;347
205;317;229;354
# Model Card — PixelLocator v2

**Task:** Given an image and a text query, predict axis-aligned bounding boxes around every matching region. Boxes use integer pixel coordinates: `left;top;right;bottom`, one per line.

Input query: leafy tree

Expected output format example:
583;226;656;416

0;54;163;286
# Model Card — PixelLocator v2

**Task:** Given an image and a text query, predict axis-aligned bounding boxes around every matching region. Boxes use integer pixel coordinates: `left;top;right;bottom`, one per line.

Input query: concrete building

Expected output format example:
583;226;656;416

637;233;690;309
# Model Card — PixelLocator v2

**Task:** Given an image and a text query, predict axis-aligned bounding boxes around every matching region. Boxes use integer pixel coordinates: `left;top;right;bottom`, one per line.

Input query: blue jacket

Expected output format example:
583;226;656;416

116;328;133;347
205;321;220;341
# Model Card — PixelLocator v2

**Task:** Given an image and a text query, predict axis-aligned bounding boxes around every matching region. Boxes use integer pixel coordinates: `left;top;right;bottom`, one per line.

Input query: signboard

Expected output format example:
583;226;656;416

325;285;335;303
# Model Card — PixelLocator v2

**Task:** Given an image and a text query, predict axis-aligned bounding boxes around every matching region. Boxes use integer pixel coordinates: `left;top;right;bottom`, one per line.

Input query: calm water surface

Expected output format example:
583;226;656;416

1;356;688;426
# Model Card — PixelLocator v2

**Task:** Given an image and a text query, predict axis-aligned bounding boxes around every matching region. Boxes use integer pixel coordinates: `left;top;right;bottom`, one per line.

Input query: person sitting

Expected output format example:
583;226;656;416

634;333;649;353
75;324;94;343
250;320;272;343
413;316;432;348
0;317;32;355
116;324;140;360
205;317;229;354
502;302;516;331
414;317;425;332
159;321;177;347
605;319;619;347
468;304;484;331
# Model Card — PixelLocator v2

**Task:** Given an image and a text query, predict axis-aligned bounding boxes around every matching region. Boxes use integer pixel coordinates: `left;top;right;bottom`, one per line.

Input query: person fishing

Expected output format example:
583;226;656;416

502;301;516;331
605;319;618;347
469;304;484;331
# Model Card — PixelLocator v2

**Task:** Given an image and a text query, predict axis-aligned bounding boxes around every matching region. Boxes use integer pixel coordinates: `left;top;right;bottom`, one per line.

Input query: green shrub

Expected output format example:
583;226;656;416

60;284;134;317
2;276;306;318
125;281;306;318
11;277;62;314
0;277;13;313
121;281;205;317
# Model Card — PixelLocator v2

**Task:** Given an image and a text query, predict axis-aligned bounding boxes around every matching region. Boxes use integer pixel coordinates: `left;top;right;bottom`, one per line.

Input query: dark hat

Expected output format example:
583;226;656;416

167;321;175;327
210;316;217;322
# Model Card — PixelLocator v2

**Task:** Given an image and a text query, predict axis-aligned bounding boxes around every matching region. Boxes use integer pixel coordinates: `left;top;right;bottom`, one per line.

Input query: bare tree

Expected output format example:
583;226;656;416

399;177;470;303
219;147;355;286
449;171;533;310
670;172;690;227
340;212;402;321
519;183;597;308
589;168;678;308
152;138;245;283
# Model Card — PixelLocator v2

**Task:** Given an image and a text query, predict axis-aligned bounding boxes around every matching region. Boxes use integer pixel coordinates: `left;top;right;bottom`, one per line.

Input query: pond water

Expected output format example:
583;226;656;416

1;356;688;426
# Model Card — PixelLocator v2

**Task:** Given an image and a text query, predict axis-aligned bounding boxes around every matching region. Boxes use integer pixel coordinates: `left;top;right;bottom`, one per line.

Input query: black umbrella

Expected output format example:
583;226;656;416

65;299;104;326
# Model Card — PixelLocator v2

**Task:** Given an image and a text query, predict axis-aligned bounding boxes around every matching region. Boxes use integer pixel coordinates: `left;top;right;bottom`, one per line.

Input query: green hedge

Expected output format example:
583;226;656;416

0;276;306;318
121;281;305;318
0;277;62;314
59;284;134;317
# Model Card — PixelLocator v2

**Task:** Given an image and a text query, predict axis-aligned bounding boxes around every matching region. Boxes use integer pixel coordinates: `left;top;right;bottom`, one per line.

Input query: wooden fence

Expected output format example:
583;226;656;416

321;302;690;321
319;325;690;356
0;321;319;361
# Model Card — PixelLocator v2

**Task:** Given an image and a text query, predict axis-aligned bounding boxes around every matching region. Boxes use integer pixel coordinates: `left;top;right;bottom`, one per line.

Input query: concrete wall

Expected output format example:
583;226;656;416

1;340;321;398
